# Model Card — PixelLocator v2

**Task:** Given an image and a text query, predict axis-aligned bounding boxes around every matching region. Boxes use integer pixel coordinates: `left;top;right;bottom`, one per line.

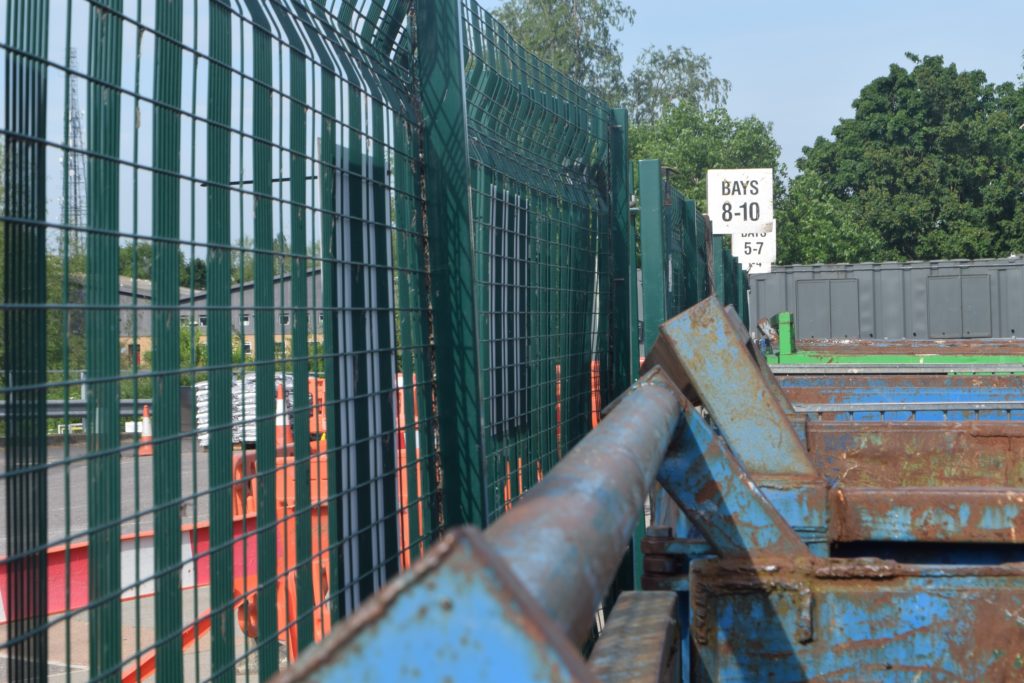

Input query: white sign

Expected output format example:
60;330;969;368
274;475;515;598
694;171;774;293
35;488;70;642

732;221;776;274
707;168;774;235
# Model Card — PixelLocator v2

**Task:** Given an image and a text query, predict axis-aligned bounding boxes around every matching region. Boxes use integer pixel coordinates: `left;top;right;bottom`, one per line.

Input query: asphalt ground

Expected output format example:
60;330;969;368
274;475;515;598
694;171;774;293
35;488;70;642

0;587;288;681
0;440;304;681
0;439;210;555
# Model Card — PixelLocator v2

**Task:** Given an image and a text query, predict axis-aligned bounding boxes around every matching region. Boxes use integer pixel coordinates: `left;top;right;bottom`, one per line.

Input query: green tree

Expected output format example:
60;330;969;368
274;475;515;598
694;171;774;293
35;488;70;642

625;45;730;124
630;101;785;213
785;54;1024;262
776;174;894;264
118;242;208;290
179;323;209;385
493;0;635;104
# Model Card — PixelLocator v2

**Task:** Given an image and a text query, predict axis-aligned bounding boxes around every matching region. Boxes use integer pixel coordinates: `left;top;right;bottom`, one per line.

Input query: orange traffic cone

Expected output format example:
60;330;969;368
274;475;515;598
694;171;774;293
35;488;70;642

138;404;153;457
275;383;294;448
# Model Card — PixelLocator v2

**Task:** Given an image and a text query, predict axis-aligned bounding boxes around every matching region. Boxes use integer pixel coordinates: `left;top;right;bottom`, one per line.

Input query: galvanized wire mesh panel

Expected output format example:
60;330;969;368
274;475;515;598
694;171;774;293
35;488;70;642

461;1;616;522
1;0;437;680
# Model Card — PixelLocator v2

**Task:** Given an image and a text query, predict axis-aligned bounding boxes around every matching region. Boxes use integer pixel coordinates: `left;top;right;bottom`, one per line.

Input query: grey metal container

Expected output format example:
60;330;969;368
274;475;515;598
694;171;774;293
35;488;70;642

749;257;1024;340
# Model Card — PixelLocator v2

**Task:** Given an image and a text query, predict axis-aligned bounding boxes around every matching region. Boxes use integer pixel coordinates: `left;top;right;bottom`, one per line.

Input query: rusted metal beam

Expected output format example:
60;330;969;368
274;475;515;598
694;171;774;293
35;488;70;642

690;556;1024;681
805;421;1024;488
780;373;1024;397
657;403;811;560
795;337;1024;356
486;369;682;647
722;304;807;443
773;363;1024;375
646;297;818;479
589;592;680;683
829;487;1024;543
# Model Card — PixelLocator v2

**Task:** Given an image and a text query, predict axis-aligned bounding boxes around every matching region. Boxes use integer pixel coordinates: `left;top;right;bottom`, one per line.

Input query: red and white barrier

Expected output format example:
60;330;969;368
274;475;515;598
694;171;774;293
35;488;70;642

0;518;260;624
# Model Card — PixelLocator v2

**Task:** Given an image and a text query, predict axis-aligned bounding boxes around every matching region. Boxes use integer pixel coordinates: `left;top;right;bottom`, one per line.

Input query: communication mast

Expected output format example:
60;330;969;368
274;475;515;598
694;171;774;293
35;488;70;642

64;48;86;257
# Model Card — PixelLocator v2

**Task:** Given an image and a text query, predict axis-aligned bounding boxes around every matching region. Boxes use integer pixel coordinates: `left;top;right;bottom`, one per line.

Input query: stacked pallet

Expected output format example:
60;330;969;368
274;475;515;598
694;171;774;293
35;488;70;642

195;374;294;448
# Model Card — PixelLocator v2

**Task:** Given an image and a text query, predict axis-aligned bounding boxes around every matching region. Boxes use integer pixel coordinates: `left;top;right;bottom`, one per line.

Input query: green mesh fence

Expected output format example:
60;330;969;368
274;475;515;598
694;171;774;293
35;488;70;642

637;158;746;353
0;0;646;680
461;2;617;522
1;0;438;679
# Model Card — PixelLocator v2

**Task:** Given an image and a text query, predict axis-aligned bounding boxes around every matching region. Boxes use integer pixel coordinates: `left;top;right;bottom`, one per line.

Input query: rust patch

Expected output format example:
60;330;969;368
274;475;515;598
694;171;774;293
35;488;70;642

830;487;1024;543
807;422;1024;488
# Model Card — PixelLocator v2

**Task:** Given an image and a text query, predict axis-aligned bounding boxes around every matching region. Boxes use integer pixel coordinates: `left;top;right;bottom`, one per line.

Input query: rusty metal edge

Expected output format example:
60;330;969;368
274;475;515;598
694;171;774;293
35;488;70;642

274;526;599;683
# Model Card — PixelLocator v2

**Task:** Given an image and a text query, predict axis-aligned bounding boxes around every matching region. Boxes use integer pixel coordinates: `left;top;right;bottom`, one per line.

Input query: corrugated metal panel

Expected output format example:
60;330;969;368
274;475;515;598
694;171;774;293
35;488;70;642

750;258;1024;339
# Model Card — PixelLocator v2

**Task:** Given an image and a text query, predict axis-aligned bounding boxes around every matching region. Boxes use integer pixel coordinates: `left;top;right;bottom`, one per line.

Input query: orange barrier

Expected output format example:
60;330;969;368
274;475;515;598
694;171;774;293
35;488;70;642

123;611;212;682
503;460;513;513
308;377;326;439
125;362;601;679
229;447;333;663
590;359;602;428
396;373;423;570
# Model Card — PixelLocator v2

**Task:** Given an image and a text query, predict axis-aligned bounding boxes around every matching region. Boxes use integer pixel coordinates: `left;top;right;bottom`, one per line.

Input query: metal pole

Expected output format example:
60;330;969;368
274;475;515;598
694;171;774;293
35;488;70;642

638;159;667;356
484;374;681;646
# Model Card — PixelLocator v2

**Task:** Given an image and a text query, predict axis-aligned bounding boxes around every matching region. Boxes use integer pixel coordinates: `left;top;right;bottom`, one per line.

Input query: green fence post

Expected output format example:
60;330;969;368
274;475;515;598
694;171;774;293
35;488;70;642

735;260;749;328
682;198;699;307
414;0;488;527
205;1;235;676
638;160;666;355
247;4;279;675
393;115;435;559
86;1;124;679
369;97;400;578
667;192;685;314
608;110;643;590
152;1;185;679
712;235;726;303
692;206;708;301
729;250;737;309
287;44;316;652
609;109;638;394
318;65;343;625
4;2;50;679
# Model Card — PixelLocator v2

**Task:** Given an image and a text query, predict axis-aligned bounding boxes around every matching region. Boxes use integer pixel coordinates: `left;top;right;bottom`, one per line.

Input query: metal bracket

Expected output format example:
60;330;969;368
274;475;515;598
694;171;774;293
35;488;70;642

657;404;811;561
644;297;819;479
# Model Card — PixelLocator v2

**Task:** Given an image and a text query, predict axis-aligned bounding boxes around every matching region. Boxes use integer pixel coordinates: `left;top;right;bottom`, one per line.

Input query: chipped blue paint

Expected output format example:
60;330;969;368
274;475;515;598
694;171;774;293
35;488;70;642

658;407;810;559
692;560;1024;682
287;529;595;683
656;298;818;478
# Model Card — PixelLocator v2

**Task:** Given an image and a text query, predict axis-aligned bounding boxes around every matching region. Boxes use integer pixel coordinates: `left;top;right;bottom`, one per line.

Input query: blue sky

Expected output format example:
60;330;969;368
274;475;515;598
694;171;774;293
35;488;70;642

480;0;1024;175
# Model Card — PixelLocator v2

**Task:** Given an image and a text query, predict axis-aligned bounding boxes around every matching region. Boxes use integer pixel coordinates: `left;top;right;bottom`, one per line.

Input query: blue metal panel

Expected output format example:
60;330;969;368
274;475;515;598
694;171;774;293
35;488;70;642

280;528;595;683
658;405;810;559
649;297;818;478
691;557;1024;681
780;375;1024;421
829;489;1024;544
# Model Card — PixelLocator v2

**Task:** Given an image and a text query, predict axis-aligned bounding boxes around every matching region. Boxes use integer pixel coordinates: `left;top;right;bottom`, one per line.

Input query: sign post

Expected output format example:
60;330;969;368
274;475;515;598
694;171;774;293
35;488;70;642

707;168;776;273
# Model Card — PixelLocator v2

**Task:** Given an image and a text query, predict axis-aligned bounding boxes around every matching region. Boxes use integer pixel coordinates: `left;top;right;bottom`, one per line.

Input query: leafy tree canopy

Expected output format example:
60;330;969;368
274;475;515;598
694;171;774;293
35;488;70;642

625;45;730;124
493;0;635;105
492;0;781;215
492;0;729;120
780;54;1024;263
630;101;784;213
